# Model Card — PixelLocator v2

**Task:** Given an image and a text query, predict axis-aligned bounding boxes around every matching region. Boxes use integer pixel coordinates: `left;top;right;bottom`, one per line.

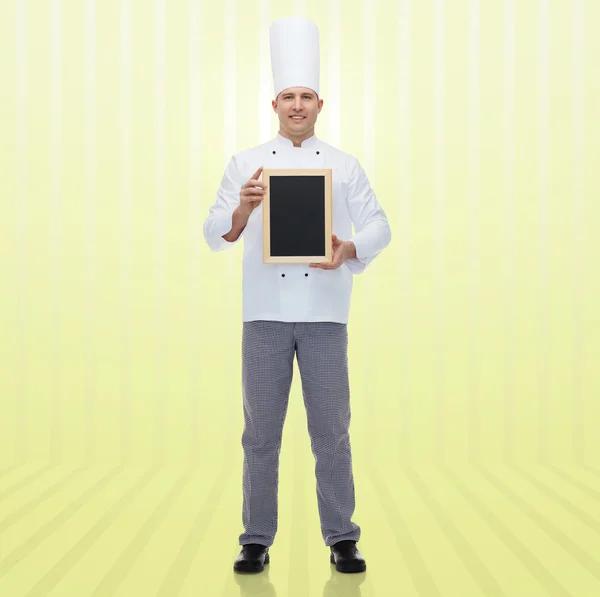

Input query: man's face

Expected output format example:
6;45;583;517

272;87;323;136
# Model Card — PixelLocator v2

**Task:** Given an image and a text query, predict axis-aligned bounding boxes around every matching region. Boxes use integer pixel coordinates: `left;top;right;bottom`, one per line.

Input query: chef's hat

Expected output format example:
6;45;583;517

270;17;320;99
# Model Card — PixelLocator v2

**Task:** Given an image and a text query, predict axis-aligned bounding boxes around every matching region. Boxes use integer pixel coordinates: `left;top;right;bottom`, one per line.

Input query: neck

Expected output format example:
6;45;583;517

278;127;315;148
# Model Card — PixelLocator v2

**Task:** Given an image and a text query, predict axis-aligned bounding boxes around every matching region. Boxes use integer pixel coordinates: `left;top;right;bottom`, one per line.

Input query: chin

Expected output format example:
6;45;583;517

283;120;311;132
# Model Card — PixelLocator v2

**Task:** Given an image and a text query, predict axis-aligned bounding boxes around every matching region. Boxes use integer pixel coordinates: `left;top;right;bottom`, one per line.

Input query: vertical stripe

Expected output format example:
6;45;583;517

189;0;202;465
363;0;375;180
433;0;446;464
328;0;340;147
467;0;481;464
502;0;516;463
84;0;97;464
223;0;236;452
15;0;28;464
259;0;271;142
154;0;167;464
398;0;411;464
224;0;236;319
537;0;550;463
572;0;585;465
119;0;133;465
50;0;63;462
223;0;236;164
363;0;376;457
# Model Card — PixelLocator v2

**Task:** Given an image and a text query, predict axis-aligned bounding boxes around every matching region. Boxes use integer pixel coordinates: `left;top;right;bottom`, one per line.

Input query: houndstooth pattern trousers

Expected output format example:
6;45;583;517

238;320;361;548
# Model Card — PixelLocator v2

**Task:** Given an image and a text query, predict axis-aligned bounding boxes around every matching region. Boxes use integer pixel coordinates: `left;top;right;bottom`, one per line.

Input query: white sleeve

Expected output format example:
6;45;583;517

203;155;247;252
344;157;392;274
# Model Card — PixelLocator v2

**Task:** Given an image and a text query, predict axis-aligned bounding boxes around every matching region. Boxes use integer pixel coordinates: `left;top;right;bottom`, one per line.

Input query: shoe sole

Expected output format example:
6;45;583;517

329;553;366;573
233;553;270;574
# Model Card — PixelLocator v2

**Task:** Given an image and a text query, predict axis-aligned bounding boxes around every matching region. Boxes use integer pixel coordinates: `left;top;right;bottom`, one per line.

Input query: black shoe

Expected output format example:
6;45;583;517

233;543;270;573
329;540;366;573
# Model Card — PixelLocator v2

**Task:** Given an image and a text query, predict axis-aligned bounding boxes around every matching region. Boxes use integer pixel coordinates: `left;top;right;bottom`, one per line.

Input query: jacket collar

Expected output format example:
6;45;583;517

275;132;318;148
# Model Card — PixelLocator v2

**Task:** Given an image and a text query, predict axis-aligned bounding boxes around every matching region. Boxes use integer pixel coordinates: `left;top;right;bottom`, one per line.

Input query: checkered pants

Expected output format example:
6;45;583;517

238;320;361;548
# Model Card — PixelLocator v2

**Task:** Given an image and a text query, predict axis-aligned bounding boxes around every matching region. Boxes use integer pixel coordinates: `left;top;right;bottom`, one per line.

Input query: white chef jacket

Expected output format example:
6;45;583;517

203;132;392;323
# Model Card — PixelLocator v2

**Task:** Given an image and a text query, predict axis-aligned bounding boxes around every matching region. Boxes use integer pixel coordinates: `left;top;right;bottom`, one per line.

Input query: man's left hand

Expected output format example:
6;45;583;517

309;234;356;270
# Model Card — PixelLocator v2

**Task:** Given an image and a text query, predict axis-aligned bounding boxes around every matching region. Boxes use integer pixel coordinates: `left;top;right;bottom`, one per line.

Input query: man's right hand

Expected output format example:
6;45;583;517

239;166;267;216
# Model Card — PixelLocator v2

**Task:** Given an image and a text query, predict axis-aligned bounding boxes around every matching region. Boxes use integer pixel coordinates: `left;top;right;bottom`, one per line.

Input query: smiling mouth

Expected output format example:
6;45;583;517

290;116;305;120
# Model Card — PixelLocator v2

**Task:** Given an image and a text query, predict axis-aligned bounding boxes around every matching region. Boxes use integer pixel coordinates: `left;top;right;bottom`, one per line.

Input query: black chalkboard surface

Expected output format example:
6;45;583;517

262;168;332;264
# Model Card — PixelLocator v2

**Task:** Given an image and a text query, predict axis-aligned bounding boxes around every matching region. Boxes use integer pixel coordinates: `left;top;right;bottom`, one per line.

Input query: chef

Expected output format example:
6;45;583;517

203;16;391;574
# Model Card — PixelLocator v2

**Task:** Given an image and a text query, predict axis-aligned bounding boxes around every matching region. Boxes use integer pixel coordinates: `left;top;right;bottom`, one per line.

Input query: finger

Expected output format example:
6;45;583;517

242;187;267;196
251;166;263;180
242;182;267;193
242;179;267;190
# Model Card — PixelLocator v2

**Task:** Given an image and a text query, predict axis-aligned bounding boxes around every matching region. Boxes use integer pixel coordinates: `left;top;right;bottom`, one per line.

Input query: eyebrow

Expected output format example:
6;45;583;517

282;92;314;96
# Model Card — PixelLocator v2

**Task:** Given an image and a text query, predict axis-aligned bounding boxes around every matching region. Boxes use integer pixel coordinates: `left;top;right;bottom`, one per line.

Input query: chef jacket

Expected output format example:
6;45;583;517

203;132;392;323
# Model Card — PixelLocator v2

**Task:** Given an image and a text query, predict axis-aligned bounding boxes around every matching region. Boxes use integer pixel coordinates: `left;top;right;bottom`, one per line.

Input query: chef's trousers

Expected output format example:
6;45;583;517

238;320;361;548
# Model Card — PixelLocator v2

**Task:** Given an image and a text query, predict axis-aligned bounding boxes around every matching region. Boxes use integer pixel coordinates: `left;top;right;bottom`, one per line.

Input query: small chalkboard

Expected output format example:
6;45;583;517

262;168;332;264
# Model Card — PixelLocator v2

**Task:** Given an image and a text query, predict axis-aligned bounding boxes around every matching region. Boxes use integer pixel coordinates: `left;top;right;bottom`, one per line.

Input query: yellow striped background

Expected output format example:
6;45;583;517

0;0;599;595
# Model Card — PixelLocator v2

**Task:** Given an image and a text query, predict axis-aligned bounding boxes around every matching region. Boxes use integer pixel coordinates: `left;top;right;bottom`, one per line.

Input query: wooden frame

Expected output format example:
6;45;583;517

262;168;332;264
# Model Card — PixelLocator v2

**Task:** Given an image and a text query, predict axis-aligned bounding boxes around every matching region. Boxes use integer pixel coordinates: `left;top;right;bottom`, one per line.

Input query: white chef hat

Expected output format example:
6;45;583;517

270;17;320;99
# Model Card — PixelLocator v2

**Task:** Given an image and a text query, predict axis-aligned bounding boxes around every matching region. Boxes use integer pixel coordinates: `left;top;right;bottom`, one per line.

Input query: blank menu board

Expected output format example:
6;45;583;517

262;168;332;264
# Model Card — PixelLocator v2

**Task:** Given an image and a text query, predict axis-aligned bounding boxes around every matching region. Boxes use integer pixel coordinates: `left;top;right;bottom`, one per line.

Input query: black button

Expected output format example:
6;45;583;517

316;151;320;154
305;273;308;276
281;273;285;277
273;150;276;154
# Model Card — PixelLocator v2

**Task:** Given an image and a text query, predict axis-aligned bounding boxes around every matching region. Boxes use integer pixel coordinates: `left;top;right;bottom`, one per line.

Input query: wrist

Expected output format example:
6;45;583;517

345;241;357;259
234;204;252;222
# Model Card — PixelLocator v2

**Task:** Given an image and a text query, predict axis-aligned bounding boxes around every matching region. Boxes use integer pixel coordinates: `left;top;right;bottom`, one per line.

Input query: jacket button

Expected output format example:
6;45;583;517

316;151;320;154
273;150;276;154
305;273;308;276
281;273;285;277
